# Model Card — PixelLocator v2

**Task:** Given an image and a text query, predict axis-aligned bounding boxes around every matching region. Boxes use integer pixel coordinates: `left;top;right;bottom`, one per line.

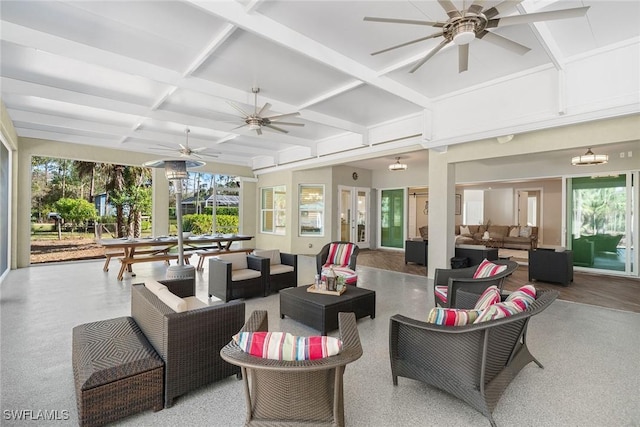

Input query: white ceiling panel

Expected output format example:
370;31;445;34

0;0;637;171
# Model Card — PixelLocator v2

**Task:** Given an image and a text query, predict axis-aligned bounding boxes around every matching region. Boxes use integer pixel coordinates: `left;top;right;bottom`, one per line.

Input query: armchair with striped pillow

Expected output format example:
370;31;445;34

316;241;359;286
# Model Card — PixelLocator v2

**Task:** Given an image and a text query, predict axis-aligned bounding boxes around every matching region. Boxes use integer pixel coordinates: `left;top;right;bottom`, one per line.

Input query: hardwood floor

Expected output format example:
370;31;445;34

357;249;640;313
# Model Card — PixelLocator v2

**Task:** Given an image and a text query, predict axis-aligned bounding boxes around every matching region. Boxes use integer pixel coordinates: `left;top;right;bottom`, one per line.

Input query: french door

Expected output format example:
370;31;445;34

338;186;370;248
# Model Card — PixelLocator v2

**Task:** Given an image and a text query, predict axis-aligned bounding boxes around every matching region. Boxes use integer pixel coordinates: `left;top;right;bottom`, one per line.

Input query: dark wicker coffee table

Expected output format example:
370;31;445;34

279;285;376;335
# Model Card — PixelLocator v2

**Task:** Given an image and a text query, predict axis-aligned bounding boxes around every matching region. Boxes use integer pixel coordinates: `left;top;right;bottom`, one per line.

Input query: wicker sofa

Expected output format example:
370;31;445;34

131;278;246;407
390;288;558;426
455;224;538;250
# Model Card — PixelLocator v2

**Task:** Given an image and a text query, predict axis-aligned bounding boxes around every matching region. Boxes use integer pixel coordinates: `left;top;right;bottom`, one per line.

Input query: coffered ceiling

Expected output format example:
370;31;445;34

1;1;638;173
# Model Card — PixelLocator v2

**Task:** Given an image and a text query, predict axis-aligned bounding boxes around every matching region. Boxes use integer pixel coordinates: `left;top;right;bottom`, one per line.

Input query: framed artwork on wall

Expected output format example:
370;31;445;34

455;194;461;215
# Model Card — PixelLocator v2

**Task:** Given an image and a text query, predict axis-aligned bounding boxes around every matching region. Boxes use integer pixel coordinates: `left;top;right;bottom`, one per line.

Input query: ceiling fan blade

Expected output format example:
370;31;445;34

437;0;462;19
227;101;251;118
272;122;304;127
487;7;590;28
364;16;445;28
179;143;188;151
264;112;300;121
466;0;485;15
231;124;248;131
371;33;444;56
264;124;289;134
458;44;469;73
483;0;523;20
258;102;271;117
256;127;262;136
409;39;450;73
477;30;530;55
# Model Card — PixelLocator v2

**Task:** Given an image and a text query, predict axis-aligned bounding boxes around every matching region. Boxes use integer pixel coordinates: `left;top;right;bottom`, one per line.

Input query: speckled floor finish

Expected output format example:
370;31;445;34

1;256;638;426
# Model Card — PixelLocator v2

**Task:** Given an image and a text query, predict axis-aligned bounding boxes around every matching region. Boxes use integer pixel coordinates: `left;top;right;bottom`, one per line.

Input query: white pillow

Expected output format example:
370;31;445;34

253;249;281;265
459;225;471;236
145;280;168;297
216;252;248;270
519;226;532;237
509;227;520;237
156;289;187;313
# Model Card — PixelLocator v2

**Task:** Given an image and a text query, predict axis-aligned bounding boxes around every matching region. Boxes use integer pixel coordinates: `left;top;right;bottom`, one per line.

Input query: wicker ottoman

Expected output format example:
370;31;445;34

72;316;164;427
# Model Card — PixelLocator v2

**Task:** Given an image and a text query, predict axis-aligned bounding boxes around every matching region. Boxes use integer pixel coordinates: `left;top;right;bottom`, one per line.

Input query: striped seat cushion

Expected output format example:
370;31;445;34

473;285;501;310
233;332;342;361
473;259;508;278
473;301;524;323
322;266;357;285
506;284;537;310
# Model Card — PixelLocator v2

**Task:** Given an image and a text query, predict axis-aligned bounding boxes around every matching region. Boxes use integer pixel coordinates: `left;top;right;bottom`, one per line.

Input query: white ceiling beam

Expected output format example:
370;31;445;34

2;20;360;135
517;3;564;71
6;109;131;135
297;81;365;110
187;0;433;109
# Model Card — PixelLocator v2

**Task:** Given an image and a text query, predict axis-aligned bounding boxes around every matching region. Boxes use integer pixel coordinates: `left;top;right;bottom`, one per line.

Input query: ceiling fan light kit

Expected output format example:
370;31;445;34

365;1;589;73
389;157;408;171
571;148;608;166
228;87;304;135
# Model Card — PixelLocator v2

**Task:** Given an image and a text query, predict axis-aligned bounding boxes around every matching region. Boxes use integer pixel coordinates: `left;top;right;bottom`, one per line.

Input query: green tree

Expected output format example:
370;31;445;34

53;198;97;229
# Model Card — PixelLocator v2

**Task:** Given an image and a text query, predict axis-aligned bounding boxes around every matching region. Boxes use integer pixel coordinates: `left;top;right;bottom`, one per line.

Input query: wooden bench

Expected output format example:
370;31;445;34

195;248;254;271
117;254;181;281
103;249;125;272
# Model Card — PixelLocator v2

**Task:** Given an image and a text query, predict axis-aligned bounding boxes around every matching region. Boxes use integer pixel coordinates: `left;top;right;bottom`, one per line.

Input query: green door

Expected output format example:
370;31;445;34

381;189;404;248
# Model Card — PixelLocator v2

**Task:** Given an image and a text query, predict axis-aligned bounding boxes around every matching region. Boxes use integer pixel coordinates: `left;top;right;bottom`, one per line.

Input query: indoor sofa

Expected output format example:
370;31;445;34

455;224;538;250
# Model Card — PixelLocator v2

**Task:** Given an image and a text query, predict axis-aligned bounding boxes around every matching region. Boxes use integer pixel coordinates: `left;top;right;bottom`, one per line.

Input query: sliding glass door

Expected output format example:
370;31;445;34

380;189;404;249
568;174;634;273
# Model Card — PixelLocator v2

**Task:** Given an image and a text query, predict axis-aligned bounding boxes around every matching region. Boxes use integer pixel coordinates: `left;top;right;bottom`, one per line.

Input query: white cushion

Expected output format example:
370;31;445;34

459;225;471;236
184;296;208;311
231;269;262;281
144;280;168;297
253;249;281;265
156;289;187;313
519;226;532;237
270;264;294;275
509;227;520;237
216;253;248;270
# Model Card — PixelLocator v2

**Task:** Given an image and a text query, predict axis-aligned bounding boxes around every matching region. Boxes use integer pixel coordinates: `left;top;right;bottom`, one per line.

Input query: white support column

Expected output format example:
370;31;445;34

427;150;456;278
151;168;170;237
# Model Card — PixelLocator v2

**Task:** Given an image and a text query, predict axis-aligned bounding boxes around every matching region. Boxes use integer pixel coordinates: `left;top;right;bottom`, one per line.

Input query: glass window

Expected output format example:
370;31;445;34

299;185;324;236
261;185;286;234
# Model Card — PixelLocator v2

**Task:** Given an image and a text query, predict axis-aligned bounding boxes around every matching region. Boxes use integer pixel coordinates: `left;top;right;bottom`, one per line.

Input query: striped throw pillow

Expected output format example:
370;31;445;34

427;307;482;326
325;243;355;267
473;301;524;323
473;285;501;310
473;259;508;278
233;332;342;361
506;284;537;310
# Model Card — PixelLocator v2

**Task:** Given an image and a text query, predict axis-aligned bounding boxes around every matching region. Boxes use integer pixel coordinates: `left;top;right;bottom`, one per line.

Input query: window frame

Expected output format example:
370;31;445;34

260;185;286;235
299;184;325;237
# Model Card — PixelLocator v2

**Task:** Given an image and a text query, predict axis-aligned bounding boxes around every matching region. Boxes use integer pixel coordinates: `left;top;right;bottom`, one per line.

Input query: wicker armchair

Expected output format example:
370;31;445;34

316;241;360;285
433;259;518;308
208;253;269;302
389;288;558;427
220;310;363;427
131;279;245;407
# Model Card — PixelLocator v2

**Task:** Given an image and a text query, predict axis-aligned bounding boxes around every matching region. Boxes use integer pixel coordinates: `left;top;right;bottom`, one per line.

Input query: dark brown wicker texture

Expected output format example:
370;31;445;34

221;310;363;426
208;254;269;301
131;278;246;407
72;316;164;427
389;288;558;427
433;259;518;307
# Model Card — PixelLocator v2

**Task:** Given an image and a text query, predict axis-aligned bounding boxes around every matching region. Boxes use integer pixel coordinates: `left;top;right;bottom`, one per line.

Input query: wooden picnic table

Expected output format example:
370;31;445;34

98;235;254;280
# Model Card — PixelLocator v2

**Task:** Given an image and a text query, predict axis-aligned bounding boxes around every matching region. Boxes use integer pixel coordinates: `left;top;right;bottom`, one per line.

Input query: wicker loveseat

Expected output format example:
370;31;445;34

131;278;246;407
389;288;558;426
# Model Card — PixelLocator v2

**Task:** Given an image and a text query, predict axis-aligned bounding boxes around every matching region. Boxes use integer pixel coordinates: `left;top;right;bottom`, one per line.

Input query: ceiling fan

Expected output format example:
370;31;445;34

151;128;221;160
364;0;589;73
227;88;304;135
